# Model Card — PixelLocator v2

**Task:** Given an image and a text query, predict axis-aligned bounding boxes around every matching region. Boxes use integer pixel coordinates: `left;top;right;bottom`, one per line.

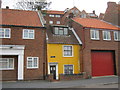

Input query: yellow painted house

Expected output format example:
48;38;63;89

46;25;82;80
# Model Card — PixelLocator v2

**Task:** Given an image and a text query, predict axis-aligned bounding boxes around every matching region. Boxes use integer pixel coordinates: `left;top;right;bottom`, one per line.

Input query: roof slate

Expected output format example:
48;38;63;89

47;25;80;44
0;9;43;27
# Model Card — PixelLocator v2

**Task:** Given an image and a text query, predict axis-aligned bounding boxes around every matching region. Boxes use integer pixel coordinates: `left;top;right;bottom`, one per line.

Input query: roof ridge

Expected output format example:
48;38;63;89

1;8;36;12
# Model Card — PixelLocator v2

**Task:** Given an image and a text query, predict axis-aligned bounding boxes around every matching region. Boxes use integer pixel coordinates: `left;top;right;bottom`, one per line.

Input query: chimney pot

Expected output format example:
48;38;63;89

6;6;9;9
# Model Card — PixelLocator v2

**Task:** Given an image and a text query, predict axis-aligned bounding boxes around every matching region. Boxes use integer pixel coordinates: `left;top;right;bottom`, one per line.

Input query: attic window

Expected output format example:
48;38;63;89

54;27;68;35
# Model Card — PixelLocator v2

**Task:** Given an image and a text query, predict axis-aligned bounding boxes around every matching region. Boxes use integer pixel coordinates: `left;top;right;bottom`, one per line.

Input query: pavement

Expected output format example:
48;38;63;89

1;76;118;88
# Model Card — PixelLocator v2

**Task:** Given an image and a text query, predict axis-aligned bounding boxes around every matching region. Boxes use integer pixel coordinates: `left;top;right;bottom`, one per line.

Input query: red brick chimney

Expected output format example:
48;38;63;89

107;2;116;7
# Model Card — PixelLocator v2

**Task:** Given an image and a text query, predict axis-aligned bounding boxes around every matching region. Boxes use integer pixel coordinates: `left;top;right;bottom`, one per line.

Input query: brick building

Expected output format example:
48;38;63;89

99;2;120;26
42;10;64;26
70;17;120;77
0;9;46;81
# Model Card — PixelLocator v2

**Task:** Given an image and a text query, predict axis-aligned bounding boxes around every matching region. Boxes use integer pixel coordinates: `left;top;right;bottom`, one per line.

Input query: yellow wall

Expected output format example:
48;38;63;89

47;44;81;74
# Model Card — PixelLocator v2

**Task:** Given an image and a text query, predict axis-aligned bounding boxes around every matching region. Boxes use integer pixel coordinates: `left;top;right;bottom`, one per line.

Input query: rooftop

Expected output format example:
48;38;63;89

0;9;43;27
72;17;119;30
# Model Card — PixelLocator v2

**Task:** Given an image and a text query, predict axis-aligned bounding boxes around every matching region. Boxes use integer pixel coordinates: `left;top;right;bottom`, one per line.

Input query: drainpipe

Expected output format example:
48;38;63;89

80;27;86;73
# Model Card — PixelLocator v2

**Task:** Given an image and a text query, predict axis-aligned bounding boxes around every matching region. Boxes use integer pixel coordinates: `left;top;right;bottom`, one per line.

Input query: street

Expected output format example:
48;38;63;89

1;76;118;88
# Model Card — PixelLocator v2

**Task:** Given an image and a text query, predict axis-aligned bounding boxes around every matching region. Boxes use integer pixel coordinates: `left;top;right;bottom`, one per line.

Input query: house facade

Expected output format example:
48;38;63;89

46;25;82;80
42;10;64;25
0;9;46;81
70;17;119;77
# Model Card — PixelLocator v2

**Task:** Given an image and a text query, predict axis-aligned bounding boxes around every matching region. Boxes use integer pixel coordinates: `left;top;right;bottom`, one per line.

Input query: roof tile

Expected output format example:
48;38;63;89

0;9;43;27
72;17;119;30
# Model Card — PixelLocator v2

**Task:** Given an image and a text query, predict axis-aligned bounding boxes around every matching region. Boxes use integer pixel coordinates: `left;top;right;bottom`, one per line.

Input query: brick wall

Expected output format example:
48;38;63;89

0;26;46;80
71;21;119;77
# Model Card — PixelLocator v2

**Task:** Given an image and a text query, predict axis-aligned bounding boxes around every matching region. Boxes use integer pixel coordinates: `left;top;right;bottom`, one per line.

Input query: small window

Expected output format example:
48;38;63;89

90;29;99;40
27;57;39;69
0;58;14;70
56;21;60;24
0;28;11;38
63;45;73;57
49;21;53;24
49;14;54;17
103;31;111;40
55;15;61;17
23;29;34;39
64;65;73;74
81;14;86;18
114;31;120;41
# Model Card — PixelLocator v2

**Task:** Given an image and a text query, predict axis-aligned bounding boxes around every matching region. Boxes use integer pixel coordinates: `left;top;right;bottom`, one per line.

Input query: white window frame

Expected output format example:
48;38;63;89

49;21;53;24
56;21;60;24
49;14;54;17
0;28;11;38
0;58;14;70
63;45;73;57
90;29;99;40
27;57;39;69
114;31;120;41
63;64;74;74
23;29;35;39
55;15;61;17
103;30;111;40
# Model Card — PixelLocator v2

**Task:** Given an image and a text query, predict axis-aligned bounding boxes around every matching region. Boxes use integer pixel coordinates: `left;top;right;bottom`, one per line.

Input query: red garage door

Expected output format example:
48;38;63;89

91;51;115;77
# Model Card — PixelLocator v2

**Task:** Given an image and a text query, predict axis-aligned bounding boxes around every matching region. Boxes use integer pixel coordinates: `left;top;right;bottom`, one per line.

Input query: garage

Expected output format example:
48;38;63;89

91;50;116;77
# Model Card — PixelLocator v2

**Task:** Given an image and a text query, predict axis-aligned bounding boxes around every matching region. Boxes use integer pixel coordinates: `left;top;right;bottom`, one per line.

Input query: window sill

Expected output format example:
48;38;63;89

91;39;100;41
63;56;73;57
23;38;34;40
0;68;14;70
103;39;111;41
27;67;38;69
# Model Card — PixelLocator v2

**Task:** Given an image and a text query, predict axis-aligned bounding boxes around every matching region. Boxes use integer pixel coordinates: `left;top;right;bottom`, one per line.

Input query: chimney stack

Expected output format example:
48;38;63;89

93;10;95;14
6;6;9;9
107;2;116;7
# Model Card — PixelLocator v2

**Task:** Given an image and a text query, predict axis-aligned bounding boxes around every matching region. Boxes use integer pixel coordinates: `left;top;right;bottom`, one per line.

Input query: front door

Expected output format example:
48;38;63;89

50;65;56;79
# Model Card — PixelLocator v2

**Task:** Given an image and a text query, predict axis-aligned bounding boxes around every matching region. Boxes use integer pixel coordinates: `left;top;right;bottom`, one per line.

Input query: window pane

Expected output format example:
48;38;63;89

28;60;32;67
0;28;3;38
64;46;67;50
59;30;63;35
54;27;58;34
103;31;107;39
5;29;10;37
64;28;68;35
24;30;28;38
29;33;34;38
33;58;38;67
64;65;73;74
56;21;60;24
9;59;13;68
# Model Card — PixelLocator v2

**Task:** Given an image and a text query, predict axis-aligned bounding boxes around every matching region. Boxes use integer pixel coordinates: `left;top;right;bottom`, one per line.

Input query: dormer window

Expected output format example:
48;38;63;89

54;27;68;35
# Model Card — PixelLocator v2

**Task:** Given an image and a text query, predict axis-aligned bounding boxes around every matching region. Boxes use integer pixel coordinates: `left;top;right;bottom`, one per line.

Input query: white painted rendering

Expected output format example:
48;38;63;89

48;62;58;80
0;45;25;80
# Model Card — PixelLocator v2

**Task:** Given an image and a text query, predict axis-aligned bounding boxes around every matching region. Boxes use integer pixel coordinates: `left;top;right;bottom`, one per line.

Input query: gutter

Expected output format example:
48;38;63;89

0;24;45;28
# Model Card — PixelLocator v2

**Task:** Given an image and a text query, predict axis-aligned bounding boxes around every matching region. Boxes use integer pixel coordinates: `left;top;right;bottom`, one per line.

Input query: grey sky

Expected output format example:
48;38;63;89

1;0;119;15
